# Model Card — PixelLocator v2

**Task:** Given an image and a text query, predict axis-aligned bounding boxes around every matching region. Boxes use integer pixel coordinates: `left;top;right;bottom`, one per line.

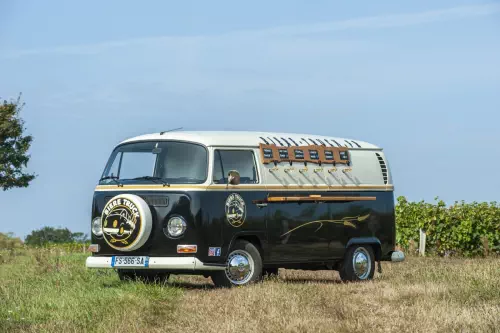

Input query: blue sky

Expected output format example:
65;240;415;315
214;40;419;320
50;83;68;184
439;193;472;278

1;0;499;237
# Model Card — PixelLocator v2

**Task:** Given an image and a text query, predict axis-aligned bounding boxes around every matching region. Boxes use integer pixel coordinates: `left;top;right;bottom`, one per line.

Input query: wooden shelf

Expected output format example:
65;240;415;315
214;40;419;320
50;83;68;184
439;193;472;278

254;196;376;203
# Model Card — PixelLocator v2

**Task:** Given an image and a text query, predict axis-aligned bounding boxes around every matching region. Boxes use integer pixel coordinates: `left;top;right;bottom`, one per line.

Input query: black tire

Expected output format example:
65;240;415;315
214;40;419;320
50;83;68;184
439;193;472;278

339;245;375;282
263;267;279;277
211;240;263;288
118;269;170;283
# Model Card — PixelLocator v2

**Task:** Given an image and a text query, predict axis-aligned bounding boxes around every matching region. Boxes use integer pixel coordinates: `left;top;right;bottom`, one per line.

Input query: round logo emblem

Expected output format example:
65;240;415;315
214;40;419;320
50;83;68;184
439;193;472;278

225;193;246;227
102;197;142;249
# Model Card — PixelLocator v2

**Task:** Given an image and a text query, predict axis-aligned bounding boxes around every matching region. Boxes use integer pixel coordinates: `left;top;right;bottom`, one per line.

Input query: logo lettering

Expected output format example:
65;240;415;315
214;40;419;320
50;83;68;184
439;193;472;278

102;197;142;248
225;193;246;227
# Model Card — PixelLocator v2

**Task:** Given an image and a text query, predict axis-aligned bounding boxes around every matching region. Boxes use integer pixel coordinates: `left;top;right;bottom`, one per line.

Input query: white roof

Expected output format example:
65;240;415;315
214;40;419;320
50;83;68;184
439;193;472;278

120;131;380;149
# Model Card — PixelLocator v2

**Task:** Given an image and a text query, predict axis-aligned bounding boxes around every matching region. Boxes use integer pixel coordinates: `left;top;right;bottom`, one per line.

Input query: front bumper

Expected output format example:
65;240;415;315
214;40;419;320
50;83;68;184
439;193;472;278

86;256;225;271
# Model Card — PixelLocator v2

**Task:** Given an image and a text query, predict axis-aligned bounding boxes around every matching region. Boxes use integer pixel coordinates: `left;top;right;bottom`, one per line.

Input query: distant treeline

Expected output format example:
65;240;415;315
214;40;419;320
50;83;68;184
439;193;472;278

0;227;89;249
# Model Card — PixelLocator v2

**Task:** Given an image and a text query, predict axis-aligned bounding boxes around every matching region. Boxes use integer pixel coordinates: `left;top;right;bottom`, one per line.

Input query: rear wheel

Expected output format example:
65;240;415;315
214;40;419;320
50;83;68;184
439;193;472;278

211;240;262;288
118;270;170;283
339;245;375;282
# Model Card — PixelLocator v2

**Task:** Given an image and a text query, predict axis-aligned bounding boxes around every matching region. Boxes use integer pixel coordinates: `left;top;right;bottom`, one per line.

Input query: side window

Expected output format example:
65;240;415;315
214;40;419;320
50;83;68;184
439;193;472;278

213;150;258;184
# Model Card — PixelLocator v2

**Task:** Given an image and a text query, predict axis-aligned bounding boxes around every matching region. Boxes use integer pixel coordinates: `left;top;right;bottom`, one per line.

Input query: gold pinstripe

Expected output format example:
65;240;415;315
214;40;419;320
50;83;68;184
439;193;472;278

94;184;394;192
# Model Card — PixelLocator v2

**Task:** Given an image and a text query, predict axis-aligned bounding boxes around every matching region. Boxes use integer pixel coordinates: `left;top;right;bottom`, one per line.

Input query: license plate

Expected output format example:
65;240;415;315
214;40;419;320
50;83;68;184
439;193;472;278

112;256;149;268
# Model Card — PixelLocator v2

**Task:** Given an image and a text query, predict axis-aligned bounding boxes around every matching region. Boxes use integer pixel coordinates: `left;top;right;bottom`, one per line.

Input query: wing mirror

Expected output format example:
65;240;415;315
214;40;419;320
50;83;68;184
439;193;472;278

228;170;240;185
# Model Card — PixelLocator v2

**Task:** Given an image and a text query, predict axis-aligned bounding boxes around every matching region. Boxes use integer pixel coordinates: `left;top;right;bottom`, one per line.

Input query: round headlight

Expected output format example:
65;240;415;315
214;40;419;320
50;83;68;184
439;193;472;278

166;216;187;237
91;217;103;237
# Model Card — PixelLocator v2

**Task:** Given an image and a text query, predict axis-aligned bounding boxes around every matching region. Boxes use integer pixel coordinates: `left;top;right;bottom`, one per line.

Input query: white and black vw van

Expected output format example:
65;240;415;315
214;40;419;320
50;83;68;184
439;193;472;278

86;131;404;287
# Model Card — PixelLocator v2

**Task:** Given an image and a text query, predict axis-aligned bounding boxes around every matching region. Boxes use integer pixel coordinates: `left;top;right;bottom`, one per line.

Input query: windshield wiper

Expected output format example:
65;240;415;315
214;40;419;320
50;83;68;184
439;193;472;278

99;175;122;186
132;176;170;187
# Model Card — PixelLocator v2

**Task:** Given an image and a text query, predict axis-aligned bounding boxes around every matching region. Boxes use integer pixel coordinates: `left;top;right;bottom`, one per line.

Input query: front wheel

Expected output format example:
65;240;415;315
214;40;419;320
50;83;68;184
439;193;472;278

339;245;375;282
211;240;262;288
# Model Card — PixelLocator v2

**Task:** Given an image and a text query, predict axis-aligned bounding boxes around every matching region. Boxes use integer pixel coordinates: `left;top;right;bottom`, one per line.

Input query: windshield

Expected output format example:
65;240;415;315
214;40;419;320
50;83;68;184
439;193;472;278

101;141;208;184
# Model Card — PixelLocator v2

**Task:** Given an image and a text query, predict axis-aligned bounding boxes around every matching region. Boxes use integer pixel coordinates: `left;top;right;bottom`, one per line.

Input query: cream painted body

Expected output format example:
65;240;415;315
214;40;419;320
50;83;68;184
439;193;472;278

96;131;392;192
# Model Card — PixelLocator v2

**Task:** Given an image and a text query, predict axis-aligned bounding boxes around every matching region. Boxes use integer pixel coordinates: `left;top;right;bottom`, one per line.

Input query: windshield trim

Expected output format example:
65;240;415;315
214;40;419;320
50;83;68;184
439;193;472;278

100;140;209;185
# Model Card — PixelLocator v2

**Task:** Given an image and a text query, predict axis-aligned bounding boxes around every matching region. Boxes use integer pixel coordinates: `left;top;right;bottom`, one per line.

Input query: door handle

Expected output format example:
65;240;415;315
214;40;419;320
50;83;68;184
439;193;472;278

255;203;268;208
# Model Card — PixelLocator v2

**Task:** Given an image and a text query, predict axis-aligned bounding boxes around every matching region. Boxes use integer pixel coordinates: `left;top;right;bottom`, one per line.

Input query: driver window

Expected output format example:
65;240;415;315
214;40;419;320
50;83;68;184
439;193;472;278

213;150;258;184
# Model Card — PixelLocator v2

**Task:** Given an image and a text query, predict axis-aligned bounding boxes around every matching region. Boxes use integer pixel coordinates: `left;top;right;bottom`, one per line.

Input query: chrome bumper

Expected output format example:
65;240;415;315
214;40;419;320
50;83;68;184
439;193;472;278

391;251;405;262
86;256;225;271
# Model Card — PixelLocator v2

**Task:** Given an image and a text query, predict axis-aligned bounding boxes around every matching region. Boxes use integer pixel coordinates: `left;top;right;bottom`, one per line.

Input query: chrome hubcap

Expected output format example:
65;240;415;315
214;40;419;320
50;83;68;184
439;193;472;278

352;247;371;279
225;250;254;285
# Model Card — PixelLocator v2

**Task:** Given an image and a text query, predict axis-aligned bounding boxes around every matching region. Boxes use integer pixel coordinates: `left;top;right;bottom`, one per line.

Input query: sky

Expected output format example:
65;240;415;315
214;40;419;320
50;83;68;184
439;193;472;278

1;0;499;238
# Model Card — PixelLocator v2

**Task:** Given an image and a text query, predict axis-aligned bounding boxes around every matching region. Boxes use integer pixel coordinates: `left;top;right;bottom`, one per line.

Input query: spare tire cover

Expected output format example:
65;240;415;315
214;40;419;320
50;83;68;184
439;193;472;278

101;194;152;252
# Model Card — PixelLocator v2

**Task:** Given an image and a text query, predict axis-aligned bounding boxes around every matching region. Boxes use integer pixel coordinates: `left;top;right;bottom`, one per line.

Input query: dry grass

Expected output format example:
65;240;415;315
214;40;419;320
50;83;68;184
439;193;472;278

1;249;499;333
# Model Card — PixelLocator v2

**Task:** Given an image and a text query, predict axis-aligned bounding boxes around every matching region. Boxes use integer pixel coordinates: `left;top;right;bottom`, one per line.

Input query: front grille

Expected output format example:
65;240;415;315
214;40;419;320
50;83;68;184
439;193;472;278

142;196;169;207
104;195;169;207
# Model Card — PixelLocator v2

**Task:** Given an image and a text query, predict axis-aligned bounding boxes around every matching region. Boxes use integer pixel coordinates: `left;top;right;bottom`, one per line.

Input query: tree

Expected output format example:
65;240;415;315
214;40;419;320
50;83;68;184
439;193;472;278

0;95;36;191
25;227;89;246
71;232;89;243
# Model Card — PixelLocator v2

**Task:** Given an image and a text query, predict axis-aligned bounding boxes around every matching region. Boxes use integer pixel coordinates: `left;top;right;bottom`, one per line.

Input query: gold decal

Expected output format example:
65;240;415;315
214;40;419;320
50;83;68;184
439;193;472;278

281;214;371;237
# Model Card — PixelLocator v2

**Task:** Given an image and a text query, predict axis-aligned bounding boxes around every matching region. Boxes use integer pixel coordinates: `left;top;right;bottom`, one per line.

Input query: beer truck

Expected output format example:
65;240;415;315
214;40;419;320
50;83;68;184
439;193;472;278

86;131;404;287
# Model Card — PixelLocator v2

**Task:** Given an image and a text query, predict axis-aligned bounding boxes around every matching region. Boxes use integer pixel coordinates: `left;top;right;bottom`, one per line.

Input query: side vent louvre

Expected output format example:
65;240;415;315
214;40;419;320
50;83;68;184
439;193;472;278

324;139;334;147
273;137;284;146
331;139;341;147
281;137;291;146
308;138;317;145
375;153;388;185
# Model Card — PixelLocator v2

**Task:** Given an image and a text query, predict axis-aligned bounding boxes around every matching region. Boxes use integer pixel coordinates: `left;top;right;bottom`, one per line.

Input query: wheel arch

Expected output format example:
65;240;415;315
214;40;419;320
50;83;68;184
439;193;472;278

346;237;382;261
228;232;267;260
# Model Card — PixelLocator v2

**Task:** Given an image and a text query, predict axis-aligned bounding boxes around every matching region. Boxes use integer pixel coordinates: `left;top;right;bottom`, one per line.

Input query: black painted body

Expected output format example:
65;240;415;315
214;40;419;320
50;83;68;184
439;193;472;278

91;189;396;271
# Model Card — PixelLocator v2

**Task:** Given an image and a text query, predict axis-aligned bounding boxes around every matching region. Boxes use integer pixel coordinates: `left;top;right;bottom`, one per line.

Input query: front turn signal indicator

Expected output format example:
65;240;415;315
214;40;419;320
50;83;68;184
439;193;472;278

88;244;100;253
177;245;197;253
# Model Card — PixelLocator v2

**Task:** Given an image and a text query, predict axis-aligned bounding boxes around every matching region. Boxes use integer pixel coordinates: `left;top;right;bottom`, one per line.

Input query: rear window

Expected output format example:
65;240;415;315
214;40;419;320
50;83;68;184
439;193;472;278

213;150;258;184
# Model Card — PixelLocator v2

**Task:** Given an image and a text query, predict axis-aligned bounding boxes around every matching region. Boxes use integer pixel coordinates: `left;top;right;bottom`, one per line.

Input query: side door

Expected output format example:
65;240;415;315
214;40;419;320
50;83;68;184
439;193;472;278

264;165;347;262
211;148;269;261
267;194;338;262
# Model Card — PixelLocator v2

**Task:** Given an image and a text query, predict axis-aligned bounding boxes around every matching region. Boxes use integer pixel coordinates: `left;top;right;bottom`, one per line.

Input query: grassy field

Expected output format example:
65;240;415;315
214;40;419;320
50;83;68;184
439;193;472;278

0;249;499;333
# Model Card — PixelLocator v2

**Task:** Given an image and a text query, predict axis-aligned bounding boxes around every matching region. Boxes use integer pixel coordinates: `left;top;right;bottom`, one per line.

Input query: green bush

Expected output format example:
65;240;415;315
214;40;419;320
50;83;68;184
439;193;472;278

0;233;24;264
0;232;23;250
396;196;500;256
